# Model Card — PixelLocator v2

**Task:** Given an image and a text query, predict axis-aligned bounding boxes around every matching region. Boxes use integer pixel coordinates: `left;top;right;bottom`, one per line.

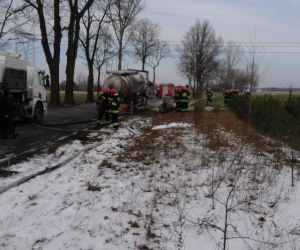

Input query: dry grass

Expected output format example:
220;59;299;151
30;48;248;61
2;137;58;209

117;111;190;163
194;108;288;158
117;107;289;167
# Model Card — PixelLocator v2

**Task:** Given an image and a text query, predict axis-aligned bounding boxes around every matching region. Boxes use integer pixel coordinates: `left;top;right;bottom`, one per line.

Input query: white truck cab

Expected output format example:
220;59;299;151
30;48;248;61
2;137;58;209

0;51;48;123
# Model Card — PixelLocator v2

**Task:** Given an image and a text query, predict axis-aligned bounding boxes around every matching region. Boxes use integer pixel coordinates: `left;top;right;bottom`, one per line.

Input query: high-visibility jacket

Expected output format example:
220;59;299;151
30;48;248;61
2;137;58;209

179;90;190;102
110;95;120;113
207;91;213;98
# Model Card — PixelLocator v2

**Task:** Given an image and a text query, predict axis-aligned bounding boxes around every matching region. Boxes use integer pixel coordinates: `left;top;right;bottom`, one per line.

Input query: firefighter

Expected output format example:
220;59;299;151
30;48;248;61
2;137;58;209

96;91;106;127
1;87;18;139
244;89;251;96
105;88;113;124
206;88;213;105
224;90;231;104
109;89;120;128
96;90;110;127
179;87;190;112
96;91;104;126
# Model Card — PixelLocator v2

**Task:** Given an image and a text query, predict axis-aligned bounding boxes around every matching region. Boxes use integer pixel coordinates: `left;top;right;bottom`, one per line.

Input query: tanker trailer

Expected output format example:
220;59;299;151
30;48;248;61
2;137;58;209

0;51;48;123
103;70;148;105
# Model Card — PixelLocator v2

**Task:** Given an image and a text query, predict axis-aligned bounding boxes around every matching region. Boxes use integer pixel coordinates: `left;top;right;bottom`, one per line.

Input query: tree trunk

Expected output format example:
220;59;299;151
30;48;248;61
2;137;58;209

64;0;95;104
118;37;123;70
35;0;61;107
223;207;229;250
152;67;156;84
97;67;101;96
65;43;75;105
49;62;60;106
64;3;76;105
50;0;61;106
65;3;83;105
142;56;146;71
86;62;94;102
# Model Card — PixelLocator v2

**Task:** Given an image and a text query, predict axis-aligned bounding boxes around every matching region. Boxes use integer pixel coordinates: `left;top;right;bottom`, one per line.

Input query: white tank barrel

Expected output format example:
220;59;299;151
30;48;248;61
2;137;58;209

103;70;148;100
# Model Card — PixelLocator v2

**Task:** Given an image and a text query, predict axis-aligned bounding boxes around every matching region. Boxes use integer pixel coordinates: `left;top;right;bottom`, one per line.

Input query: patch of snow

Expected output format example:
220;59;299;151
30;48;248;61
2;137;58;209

0;116;300;250
152;122;192;130
204;106;215;111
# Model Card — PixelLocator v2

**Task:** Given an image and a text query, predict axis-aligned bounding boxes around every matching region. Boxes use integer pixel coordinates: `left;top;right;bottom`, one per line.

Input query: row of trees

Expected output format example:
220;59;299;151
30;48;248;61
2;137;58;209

0;0;170;105
177;19;260;97
1;1;260;104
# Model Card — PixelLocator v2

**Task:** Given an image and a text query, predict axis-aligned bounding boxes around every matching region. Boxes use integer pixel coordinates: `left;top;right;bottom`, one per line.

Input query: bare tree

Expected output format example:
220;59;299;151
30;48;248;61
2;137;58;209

177;19;222;97
131;18;160;71
220;41;243;90
75;72;87;90
1;0;19;39
189;152;250;250
234;69;249;91
246;39;260;93
0;0;13;42
108;0;144;70
0;0;16;43
79;0;111;102
0;0;29;48
177;54;194;91
23;0;62;106
147;40;171;84
93;28;114;95
64;0;95;105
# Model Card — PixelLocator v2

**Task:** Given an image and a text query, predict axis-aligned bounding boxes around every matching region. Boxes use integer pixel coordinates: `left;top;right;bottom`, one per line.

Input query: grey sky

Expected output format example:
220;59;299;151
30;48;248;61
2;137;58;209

26;0;300;87
142;0;300;87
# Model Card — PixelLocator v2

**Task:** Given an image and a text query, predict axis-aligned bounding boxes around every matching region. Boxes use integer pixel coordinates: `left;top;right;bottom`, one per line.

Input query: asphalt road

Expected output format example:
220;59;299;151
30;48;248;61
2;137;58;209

0;103;98;165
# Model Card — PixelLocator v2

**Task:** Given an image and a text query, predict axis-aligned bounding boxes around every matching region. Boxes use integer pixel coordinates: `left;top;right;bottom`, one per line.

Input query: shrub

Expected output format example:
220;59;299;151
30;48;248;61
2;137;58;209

250;95;292;135
285;96;300;118
227;95;250;120
228;95;300;148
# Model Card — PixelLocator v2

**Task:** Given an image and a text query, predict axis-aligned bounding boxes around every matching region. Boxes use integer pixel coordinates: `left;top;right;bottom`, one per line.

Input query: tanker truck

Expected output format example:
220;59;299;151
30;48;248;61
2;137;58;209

103;69;148;106
0;51;48;123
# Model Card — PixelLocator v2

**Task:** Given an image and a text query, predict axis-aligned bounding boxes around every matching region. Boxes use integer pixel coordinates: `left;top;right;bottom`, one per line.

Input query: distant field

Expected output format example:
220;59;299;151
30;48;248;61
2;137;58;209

259;91;300;95
211;92;300;107
256;92;300;103
48;91;300;106
47;91;98;105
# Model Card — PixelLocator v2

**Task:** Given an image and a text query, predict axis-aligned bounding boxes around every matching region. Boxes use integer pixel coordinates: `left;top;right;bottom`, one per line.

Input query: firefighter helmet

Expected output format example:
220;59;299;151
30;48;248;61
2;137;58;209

110;88;117;95
104;88;110;94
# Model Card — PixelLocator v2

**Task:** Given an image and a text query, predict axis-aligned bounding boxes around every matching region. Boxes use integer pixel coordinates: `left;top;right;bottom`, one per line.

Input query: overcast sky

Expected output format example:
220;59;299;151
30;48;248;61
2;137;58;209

28;0;300;88
140;0;300;87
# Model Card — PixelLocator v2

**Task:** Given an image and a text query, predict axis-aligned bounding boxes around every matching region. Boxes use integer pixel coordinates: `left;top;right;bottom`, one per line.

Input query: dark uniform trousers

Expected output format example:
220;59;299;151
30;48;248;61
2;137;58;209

1;93;16;138
97;96;110;126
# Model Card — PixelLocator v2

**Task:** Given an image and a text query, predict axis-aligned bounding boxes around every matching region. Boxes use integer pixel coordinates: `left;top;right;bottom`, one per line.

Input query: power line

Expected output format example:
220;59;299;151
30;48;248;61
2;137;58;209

9;38;300;55
162;40;300;45
168;44;300;48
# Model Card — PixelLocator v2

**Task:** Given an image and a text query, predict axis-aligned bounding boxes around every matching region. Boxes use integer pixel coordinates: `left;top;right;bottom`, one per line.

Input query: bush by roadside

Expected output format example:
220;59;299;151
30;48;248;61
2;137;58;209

228;95;300;148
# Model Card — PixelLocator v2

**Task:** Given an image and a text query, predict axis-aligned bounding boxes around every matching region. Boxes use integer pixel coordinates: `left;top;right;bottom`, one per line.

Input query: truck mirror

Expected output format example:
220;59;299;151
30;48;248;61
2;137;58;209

44;75;50;88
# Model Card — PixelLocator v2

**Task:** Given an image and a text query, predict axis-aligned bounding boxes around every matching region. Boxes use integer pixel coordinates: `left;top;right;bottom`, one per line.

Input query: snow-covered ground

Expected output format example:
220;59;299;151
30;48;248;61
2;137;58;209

0;112;300;250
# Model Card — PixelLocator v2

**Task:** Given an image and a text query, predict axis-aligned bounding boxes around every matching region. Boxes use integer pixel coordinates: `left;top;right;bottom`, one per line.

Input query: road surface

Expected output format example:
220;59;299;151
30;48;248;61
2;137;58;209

0;103;97;166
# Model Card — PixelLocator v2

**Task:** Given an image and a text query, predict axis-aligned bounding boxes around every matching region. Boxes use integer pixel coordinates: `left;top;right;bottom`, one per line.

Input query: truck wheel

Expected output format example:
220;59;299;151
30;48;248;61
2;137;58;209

33;102;44;123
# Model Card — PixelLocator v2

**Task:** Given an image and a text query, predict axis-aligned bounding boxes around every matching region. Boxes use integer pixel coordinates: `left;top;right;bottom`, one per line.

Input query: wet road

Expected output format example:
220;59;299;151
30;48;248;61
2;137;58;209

0;103;97;165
